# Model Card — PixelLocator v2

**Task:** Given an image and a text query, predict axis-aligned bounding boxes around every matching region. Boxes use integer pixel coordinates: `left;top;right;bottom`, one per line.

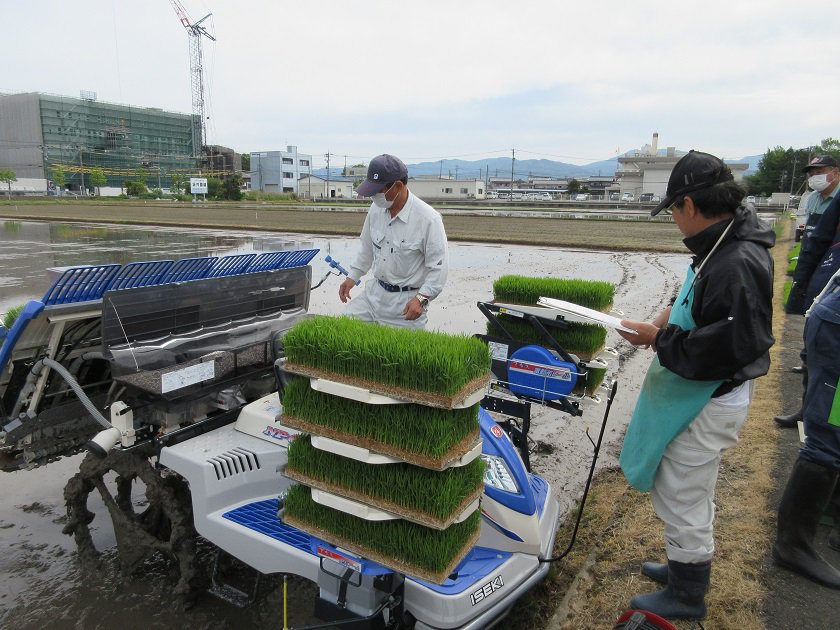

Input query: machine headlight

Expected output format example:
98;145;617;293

481;454;519;493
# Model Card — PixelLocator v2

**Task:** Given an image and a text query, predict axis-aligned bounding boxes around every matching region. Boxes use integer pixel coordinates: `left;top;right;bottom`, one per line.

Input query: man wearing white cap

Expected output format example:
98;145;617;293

338;154;448;328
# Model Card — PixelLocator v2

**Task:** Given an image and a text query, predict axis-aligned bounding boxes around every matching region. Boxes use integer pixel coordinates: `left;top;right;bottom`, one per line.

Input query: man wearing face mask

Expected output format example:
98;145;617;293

338;154;448;329
797;155;840;244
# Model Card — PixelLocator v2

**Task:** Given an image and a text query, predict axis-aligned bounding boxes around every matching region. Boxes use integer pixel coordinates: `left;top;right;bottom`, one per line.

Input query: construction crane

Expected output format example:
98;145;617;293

168;0;215;156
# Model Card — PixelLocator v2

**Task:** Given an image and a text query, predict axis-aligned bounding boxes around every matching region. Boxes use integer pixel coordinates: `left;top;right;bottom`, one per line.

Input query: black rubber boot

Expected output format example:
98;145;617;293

774;409;802;428
829;488;840;553
772;458;840;588
641;561;668;584
775;370;807;428
630;560;710;619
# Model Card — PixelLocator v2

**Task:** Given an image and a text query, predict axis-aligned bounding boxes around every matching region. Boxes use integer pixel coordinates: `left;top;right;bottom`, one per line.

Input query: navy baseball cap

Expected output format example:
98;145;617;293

802;155;839;173
355;154;408;197
651;150;734;216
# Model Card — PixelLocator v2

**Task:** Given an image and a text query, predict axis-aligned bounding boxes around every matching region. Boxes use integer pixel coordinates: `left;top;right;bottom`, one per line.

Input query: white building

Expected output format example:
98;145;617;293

298;174;354;199
250;146;312;193
406;177;485;200
617;133;748;199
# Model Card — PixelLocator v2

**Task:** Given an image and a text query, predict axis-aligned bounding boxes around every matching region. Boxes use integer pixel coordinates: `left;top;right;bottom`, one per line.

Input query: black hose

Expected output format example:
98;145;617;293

539;379;618;563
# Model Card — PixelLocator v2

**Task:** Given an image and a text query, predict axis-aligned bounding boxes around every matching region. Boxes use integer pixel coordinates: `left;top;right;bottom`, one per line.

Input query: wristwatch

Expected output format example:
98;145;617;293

416;294;430;310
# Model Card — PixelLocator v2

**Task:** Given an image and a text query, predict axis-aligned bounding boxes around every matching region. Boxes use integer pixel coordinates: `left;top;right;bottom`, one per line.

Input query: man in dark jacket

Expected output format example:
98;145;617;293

788;192;840;314
773;269;840;588
617;151;775;620
777;170;840;429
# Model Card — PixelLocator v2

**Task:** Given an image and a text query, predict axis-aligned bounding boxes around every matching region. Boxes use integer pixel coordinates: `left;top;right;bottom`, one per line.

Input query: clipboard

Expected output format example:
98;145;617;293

536;297;638;334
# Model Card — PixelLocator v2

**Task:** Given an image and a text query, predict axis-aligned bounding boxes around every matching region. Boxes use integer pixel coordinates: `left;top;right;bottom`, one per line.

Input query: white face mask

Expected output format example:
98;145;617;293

808;173;832;192
371;190;395;209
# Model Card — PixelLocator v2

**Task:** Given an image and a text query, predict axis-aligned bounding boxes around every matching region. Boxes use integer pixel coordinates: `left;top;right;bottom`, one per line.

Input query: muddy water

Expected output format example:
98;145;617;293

0;220;687;628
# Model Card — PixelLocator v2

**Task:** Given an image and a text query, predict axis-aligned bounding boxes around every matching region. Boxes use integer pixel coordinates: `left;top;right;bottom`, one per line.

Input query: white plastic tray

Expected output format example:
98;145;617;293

310;487;480;525
310;435;484;469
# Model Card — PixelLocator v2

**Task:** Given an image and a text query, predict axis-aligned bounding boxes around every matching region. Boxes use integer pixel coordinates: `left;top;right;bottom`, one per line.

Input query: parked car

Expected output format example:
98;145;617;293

746;195;756;204
511;192;523;200
498;192;510;199
610;193;620;200
574;193;589;201
621;193;634;201
485;191;498;199
539;192;553;201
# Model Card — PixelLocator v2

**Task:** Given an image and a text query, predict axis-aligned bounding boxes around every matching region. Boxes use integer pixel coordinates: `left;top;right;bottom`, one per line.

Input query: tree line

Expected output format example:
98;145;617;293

743;138;840;196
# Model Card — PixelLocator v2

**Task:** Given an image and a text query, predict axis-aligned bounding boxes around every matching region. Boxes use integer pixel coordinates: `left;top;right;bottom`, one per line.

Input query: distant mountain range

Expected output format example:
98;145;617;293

315;151;762;180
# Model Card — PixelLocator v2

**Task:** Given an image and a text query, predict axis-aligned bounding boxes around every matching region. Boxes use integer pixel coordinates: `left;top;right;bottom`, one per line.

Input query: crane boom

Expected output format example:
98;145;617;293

168;0;215;156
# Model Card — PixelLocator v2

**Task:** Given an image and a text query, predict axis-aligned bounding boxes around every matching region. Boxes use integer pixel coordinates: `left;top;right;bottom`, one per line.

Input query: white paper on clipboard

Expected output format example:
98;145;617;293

537;297;638;334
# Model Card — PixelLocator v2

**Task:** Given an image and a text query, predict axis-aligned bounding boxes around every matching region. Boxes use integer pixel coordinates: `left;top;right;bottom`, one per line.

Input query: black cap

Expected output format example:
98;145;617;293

651;150;734;216
355;154;408;197
802;155;839;173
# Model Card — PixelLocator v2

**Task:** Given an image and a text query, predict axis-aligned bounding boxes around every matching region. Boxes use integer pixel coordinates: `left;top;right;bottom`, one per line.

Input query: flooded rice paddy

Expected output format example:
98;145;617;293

0;219;686;628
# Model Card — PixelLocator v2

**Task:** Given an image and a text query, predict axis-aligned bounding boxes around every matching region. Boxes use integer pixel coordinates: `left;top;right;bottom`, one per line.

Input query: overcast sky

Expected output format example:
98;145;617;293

3;1;838;167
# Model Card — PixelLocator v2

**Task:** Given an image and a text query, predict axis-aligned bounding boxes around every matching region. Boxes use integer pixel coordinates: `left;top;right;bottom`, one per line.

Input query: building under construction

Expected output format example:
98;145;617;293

0;91;235;192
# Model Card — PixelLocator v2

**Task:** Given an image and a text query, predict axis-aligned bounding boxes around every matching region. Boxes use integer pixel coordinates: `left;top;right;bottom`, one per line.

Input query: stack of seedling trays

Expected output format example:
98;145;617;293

491;275;615;396
278;316;492;584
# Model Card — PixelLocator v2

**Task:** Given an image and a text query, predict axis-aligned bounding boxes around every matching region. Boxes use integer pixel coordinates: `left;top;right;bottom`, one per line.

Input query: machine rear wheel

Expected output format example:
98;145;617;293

62;447;198;595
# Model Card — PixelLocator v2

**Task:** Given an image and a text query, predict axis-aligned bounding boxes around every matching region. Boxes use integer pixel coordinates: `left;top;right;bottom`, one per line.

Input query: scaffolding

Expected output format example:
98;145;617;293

11;93;231;193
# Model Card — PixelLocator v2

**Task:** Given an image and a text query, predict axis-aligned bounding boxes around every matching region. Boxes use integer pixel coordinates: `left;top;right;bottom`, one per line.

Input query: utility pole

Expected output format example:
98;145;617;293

510;148;515;197
789;154;797;194
325;152;331;199
455;164;459;180
439;160;443;179
79;148;85;195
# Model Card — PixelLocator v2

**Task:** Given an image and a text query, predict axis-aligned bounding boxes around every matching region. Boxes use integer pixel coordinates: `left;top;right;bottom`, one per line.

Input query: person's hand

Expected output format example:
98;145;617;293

790;281;806;301
617;320;660;349
338;277;356;303
402;297;424;320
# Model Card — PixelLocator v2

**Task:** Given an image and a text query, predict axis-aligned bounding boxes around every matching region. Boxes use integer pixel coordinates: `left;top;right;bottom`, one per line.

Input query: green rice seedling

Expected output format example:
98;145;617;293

579;365;607;396
1;304;24;330
282;379;479;464
493;275;615;311
283;484;481;583
489;317;607;359
490;275;613;358
286;435;485;525
283;316;490;398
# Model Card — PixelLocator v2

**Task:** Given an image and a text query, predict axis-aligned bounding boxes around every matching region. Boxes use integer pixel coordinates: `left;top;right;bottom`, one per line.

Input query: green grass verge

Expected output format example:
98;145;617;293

493;275;615;310
284;484;481;575
283;316;490;396
787;242;801;275
282;379;479;459
287;435;485;520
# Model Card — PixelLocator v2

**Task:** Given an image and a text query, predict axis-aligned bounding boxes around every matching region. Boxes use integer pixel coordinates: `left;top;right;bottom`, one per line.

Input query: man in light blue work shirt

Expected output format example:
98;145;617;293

797;155;840;242
338;154;449;329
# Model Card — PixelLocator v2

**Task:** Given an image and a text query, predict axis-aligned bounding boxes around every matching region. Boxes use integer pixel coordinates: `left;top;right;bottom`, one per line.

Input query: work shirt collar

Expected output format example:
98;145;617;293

385;191;414;223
